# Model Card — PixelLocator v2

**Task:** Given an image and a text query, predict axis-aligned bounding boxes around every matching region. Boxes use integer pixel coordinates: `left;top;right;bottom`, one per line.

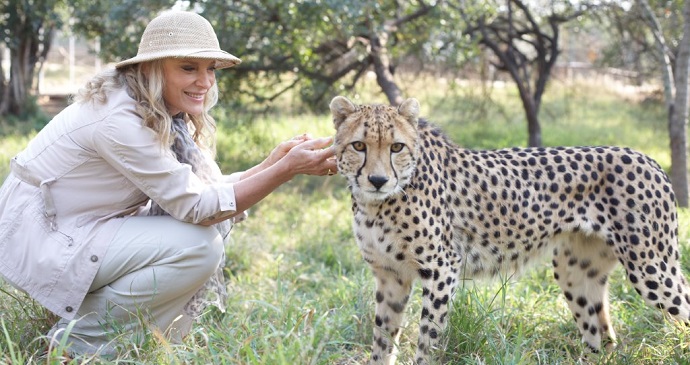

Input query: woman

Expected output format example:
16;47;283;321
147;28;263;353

0;10;337;357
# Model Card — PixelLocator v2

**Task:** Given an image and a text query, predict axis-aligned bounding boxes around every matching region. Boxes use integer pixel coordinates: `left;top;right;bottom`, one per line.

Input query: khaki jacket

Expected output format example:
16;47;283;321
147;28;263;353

0;87;237;319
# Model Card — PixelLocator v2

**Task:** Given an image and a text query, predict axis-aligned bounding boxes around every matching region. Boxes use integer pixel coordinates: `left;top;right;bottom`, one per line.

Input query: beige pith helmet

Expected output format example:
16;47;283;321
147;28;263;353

115;11;241;69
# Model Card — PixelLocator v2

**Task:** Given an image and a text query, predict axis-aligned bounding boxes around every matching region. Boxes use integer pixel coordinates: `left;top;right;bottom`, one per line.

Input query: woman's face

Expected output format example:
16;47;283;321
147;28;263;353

161;58;216;116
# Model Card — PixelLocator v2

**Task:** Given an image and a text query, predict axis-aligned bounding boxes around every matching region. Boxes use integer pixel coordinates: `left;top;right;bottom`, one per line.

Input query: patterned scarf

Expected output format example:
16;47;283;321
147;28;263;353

148;114;232;318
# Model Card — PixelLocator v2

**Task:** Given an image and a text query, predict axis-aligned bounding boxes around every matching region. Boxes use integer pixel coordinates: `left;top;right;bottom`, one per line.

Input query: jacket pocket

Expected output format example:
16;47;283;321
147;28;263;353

29;198;74;247
0;190;71;292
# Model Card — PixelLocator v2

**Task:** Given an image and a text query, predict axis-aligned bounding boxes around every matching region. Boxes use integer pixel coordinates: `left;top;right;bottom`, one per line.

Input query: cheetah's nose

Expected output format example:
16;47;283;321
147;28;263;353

368;175;389;190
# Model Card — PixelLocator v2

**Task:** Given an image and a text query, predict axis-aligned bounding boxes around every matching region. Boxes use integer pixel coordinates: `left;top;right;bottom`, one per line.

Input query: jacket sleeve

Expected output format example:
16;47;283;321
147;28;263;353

223;172;244;183
91;114;237;223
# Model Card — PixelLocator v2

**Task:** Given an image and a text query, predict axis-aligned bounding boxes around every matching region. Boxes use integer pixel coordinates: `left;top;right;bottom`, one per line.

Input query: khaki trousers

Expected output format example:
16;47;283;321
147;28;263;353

48;215;224;357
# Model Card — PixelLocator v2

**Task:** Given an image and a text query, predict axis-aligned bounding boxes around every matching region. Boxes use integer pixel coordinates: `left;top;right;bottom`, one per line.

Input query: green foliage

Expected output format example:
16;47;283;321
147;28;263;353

0;286;58;364
190;1;450;109
0;0;64;54
63;0;453;110
0;131;35;179
68;0;178;60
425;79;669;167
595;0;686;78
0;0;67;117
0;81;685;364
0;97;50;137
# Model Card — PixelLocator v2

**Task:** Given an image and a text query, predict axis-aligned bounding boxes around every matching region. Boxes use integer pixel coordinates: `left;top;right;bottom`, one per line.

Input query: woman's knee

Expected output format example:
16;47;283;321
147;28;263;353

184;224;225;275
107;216;225;283
198;225;225;263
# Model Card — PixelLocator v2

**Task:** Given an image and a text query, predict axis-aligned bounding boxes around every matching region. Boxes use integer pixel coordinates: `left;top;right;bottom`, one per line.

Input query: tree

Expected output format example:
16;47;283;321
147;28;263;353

671;0;690;207
68;0;177;61
0;0;64;117
64;1;449;110
453;0;590;147
5;1;462;117
0;0;180;119
598;1;684;80
192;0;442;109
637;0;690;207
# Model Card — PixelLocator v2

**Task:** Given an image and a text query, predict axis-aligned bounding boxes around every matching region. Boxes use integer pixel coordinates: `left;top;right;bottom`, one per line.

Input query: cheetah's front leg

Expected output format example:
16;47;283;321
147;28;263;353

414;268;455;365
369;269;413;365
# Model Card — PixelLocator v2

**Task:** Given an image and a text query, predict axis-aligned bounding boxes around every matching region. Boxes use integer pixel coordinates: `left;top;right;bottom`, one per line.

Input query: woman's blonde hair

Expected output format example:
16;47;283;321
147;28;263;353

74;60;219;153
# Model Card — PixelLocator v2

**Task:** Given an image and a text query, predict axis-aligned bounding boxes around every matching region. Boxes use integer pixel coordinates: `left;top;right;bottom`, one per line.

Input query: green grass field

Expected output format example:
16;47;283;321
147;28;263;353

1;79;689;364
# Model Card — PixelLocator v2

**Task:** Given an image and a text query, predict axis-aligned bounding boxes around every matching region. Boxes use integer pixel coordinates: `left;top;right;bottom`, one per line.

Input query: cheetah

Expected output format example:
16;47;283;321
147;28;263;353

329;95;690;365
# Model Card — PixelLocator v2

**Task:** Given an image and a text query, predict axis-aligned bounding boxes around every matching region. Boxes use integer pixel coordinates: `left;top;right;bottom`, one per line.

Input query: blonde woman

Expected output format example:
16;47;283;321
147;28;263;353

0;11;336;357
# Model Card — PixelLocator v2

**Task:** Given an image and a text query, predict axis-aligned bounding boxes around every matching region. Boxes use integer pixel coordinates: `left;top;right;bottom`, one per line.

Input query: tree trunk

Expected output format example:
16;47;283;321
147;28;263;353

0;0;58;118
520;93;542;147
0;44;7;115
8;39;31;115
33;27;55;94
639;0;689;207
670;0;690;207
369;31;404;107
639;0;675;108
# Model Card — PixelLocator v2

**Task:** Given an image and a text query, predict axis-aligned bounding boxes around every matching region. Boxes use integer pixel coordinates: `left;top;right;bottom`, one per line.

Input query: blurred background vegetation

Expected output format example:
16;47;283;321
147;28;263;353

2;0;690;364
3;0;689;202
1;0;686;127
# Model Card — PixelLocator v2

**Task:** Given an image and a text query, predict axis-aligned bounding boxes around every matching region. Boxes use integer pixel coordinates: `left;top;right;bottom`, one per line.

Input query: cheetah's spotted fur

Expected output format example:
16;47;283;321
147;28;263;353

330;96;690;365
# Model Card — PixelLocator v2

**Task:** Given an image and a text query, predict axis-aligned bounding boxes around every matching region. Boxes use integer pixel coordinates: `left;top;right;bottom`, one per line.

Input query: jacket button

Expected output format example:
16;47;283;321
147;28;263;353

90;255;98;262
65;306;73;312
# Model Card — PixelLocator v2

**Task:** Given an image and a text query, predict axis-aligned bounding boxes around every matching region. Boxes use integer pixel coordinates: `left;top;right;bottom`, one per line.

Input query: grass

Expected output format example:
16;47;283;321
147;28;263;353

1;78;689;364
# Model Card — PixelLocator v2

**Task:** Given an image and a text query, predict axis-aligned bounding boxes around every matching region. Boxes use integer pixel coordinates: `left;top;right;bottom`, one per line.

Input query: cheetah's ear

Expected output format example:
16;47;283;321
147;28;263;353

397;98;420;127
330;96;357;128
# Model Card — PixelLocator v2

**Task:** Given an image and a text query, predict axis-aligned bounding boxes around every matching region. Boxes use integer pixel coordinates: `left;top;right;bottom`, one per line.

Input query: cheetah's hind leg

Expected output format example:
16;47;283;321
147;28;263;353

552;232;619;353
618;235;690;326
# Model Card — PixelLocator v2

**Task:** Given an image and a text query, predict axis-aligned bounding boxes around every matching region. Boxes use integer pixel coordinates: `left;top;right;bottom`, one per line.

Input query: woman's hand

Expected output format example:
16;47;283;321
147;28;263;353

263;134;311;167
281;136;337;177
238;134;337;182
230;136;338;215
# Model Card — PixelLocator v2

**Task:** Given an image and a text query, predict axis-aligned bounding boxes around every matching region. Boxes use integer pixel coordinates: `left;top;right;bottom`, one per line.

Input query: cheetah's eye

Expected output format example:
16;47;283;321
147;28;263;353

391;143;405;153
352;141;366;151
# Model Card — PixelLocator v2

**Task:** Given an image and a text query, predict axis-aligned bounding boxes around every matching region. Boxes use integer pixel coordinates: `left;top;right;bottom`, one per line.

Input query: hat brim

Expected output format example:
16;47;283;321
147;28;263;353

115;49;241;69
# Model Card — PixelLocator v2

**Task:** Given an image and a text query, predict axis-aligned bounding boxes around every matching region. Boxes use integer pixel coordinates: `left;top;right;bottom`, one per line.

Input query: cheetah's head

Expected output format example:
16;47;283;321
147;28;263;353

330;96;420;204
